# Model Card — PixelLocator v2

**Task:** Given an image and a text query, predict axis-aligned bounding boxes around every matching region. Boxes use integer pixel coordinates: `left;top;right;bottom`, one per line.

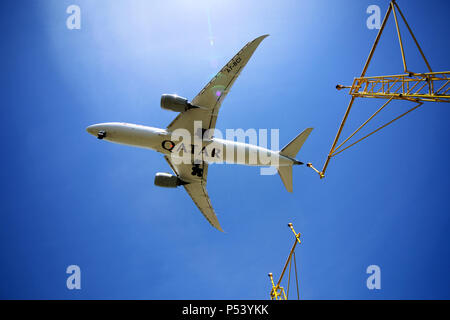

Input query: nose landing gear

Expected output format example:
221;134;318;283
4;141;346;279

97;131;107;139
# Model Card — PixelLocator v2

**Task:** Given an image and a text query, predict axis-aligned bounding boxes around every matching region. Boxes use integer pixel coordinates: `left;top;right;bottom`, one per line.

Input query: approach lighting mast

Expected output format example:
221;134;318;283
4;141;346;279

307;0;449;179
268;223;302;300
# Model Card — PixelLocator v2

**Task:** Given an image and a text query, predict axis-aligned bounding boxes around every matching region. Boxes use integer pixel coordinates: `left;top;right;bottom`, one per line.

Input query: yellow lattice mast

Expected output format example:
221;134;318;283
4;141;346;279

268;223;301;300
308;0;449;179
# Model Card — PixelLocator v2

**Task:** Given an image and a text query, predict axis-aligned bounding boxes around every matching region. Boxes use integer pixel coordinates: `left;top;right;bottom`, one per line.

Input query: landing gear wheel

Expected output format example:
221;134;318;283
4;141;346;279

191;165;203;177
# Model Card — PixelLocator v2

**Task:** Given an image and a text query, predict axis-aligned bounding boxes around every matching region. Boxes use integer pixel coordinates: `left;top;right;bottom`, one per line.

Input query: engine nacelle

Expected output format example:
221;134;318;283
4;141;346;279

161;94;196;112
154;172;187;188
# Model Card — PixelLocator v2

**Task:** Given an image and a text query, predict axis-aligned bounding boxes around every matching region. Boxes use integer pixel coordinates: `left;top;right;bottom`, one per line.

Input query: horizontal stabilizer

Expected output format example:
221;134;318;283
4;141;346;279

277;165;293;193
280;128;313;159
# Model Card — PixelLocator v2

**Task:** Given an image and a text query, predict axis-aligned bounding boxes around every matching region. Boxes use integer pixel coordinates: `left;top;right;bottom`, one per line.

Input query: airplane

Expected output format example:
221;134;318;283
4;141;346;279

86;35;313;232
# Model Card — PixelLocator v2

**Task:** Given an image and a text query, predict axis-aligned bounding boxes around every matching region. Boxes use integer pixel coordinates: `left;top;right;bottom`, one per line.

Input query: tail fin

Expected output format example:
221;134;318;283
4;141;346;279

277;128;313;193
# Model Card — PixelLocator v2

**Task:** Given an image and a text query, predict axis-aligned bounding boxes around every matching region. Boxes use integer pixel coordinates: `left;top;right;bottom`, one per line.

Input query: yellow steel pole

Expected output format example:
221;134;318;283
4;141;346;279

393;1;433;73
331;101;423;157
318;2;394;178
268;223;302;300
268;273;286;300
320;97;355;178
360;1;393;78
311;1;447;179
332;97;394;155
391;2;409;73
275;229;300;288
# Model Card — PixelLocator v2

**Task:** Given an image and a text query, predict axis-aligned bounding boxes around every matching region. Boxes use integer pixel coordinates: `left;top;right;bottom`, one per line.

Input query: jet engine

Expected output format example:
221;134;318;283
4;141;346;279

160;94;197;112
154;172;187;188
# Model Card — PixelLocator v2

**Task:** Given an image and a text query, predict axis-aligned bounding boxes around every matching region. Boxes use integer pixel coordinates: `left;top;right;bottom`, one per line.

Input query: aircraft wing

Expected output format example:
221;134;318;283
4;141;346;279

162;35;268;231
167;34;268;135
164;156;223;232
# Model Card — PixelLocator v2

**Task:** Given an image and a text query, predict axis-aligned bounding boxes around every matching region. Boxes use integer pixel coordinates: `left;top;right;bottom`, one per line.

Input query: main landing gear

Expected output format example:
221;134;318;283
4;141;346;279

191;164;203;177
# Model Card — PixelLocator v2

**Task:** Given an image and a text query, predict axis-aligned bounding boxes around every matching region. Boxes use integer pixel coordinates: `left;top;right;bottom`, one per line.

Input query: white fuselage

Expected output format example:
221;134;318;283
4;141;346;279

86;122;294;167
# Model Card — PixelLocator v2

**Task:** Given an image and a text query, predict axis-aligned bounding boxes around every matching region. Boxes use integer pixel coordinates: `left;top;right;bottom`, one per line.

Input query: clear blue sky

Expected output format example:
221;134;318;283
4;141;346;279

1;0;449;299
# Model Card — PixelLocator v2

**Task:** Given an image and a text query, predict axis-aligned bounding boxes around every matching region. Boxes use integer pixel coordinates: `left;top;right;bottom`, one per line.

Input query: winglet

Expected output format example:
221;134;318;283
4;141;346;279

253;34;270;42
